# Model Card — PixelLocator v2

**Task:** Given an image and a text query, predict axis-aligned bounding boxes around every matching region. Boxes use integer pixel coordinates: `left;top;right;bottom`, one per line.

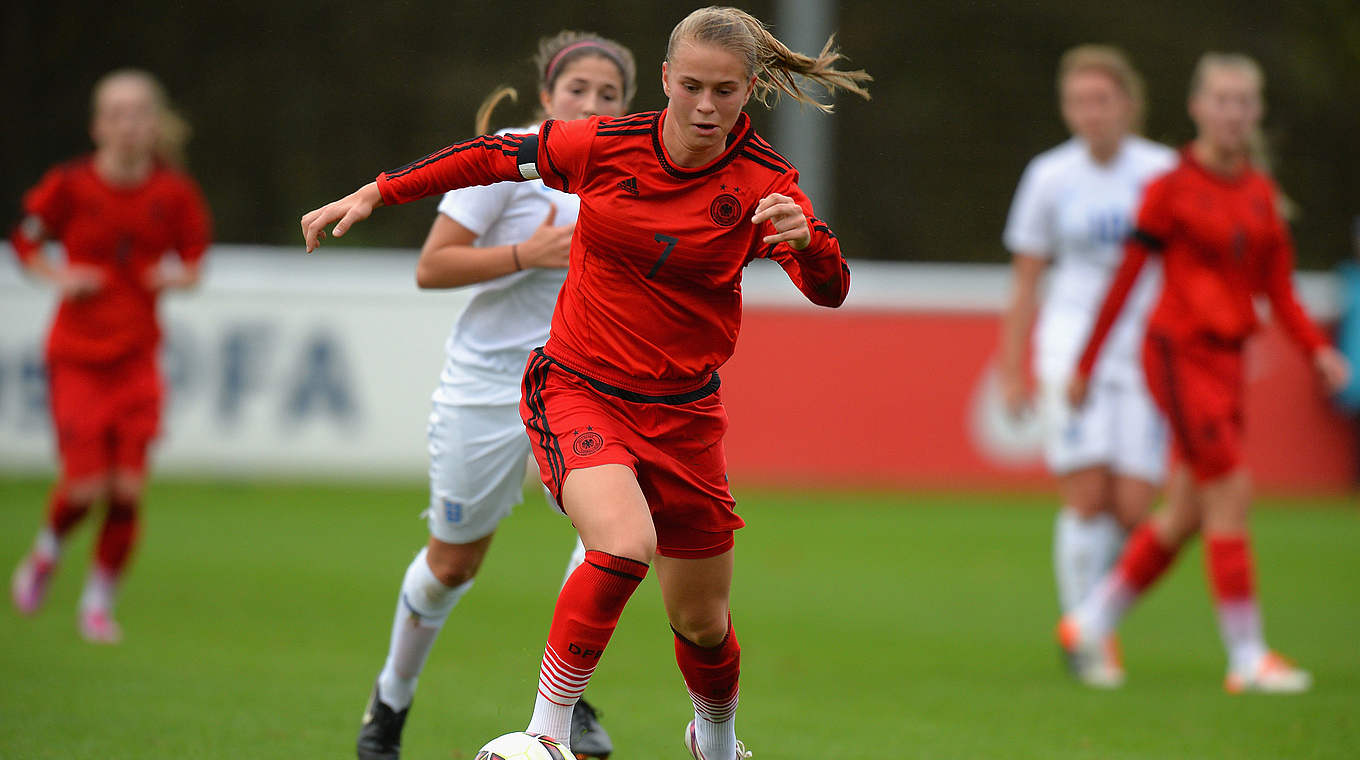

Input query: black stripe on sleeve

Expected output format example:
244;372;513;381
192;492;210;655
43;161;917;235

539;120;569;192
745;138;795;171
739;150;787;174
598;112;657;129
1131;227;1165;251
384;136;507;180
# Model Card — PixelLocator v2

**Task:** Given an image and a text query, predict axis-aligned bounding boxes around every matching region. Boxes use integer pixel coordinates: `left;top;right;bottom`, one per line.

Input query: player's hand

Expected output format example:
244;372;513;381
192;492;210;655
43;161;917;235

300;182;384;253
752;192;811;251
1001;368;1032;419
1314;346;1351;394
56;264;103;300
1066;373;1090;409
143;262;199;292
516;206;574;269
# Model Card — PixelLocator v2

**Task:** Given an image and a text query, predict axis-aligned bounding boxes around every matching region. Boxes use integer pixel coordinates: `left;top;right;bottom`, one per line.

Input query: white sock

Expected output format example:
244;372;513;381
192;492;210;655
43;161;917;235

1054;508;1121;612
692;690;739;760
528;691;576;753
1074;572;1135;641
79;565;117;614
1095;517;1128;576
1216;598;1268;674
376;547;473;711
561;537;586;590
35;529;61;562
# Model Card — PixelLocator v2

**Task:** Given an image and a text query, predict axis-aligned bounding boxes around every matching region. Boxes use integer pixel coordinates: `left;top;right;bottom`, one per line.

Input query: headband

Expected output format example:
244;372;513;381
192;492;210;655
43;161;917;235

544;41;628;88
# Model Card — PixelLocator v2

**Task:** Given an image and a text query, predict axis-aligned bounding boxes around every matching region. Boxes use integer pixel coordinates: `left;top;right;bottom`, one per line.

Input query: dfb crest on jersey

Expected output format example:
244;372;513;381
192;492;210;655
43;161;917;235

709;192;742;227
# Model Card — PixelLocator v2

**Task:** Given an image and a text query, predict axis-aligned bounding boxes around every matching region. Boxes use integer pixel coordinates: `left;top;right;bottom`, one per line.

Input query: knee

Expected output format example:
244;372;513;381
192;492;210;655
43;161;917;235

1113;491;1155;530
64;474;112;505
580;527;655;566
423;539;487;587
670;606;731;649
1152;501;1200;548
1059;471;1112;517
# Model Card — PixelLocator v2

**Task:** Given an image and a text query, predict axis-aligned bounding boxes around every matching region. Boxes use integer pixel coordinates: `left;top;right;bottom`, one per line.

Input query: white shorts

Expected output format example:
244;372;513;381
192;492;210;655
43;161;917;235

425;401;532;544
1039;375;1169;483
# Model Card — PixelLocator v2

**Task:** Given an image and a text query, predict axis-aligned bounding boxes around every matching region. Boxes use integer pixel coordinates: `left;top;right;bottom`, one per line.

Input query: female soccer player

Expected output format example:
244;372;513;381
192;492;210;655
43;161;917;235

1060;53;1350;693
303;7;869;757
9;69;211;644
355;31;635;760
1000;45;1176;687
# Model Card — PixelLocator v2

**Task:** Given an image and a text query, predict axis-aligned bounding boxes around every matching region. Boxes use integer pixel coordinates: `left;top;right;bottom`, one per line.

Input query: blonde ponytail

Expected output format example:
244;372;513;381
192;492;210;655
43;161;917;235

474;31;637;135
667;6;872;113
474;86;518;135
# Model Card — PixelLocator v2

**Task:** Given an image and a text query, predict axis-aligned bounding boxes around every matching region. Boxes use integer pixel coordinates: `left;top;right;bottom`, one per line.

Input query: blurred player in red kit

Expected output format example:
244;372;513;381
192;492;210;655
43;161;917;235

1060;53;1349;692
9;69;212;643
302;7;869;757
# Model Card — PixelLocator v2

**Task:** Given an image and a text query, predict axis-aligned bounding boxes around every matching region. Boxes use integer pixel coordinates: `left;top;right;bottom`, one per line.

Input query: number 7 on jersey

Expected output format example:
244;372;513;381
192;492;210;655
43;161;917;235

647;233;679;279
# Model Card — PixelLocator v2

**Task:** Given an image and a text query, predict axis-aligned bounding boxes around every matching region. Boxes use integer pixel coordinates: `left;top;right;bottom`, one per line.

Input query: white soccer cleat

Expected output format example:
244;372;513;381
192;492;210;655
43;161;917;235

1225;652;1312;694
1056;616;1125;689
11;552;56;616
684;720;752;760
79;608;123;644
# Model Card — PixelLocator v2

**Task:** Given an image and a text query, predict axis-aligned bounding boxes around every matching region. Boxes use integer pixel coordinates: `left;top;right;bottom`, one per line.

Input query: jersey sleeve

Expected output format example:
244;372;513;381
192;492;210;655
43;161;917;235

533;117;596;194
172;175;213;265
1075;176;1172;376
436;182;516;237
1002;157;1053;257
10;165;72;264
376;118;597;206
376;133;541;206
757;176;849;308
1260;198;1328;354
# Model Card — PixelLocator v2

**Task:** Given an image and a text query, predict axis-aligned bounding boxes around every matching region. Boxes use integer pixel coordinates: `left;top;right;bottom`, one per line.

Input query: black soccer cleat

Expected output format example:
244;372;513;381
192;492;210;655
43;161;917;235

570;697;613;759
357;682;410;760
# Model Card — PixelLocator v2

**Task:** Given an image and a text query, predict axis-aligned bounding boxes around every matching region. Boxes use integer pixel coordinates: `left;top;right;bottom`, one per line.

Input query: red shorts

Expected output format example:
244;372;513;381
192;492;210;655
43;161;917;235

520;350;743;559
1143;332;1244;482
48;350;163;480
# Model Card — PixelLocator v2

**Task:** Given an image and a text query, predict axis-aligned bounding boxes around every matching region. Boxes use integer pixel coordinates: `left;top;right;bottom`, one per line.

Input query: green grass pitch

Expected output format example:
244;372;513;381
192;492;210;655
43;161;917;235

1;477;1357;759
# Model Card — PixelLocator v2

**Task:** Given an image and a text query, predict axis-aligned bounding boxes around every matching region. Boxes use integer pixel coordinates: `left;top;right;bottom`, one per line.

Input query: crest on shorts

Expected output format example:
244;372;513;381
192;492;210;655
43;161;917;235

709;192;742;227
572;428;604;456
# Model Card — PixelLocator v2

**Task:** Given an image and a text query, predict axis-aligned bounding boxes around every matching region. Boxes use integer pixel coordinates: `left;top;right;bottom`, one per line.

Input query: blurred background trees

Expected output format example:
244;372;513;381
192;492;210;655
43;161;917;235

5;0;1357;266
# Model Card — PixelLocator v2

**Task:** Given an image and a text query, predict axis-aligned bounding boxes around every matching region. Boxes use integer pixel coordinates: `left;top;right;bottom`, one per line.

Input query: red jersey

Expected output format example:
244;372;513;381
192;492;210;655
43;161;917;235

377;110;848;395
11;157;212;364
1078;148;1325;375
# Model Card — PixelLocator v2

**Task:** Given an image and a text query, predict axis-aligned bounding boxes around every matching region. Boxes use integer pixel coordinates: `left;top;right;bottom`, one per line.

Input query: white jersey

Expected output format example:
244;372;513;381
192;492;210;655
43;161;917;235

432;125;577;407
1004;136;1177;385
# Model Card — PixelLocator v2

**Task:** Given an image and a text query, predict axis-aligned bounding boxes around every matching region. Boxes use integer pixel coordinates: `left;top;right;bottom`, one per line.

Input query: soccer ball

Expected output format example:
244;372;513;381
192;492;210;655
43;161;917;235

475;731;569;760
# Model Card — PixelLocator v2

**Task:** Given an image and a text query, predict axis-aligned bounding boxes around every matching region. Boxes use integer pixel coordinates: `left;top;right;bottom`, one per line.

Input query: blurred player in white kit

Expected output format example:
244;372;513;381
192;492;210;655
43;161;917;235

999;45;1176;687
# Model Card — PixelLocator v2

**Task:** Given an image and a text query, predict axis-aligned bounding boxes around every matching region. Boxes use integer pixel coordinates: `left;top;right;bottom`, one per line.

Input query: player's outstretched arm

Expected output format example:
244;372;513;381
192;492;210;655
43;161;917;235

300;182;384;253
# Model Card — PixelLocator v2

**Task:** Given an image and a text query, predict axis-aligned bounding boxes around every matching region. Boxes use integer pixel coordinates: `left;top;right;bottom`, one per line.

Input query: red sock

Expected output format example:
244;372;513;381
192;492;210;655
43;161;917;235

46;489;92;539
537;550;647;707
675;618;740;725
95;497;140;575
1205;534;1255;602
1117;523;1178;593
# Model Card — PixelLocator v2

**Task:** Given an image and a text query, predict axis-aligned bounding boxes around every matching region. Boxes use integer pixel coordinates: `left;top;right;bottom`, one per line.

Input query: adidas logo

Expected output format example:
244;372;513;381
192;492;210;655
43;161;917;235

616;176;639;196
